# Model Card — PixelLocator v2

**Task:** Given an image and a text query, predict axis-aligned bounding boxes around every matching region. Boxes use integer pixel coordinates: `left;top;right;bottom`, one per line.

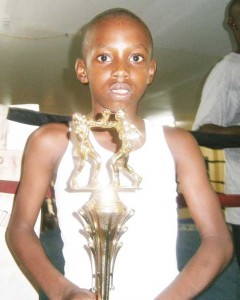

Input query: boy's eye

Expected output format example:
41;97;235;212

97;54;111;62
130;55;144;63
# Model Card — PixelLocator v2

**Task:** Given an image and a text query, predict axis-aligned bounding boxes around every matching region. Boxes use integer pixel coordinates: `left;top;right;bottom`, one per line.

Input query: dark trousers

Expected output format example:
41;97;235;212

232;224;240;268
39;227;65;300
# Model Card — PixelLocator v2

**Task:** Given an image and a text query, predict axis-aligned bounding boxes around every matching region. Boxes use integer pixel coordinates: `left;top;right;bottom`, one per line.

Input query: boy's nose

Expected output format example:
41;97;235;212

112;63;129;79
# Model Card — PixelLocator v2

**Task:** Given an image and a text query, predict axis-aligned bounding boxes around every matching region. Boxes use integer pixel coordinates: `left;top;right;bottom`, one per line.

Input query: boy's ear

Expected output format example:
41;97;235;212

227;16;238;30
75;58;89;83
147;59;157;85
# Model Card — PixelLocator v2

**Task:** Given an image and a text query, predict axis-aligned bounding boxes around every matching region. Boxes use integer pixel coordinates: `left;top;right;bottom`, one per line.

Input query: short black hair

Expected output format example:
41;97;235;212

78;8;153;58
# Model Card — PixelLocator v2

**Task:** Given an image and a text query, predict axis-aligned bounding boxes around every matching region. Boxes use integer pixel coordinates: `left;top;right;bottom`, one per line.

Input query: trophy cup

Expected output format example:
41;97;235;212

69;109;142;300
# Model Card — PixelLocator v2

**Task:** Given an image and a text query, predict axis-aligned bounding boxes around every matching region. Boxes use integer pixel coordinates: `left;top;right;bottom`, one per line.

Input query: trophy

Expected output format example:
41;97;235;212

69;109;142;300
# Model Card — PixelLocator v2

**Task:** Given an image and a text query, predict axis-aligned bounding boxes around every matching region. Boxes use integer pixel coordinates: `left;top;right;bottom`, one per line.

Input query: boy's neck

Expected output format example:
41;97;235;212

91;120;146;153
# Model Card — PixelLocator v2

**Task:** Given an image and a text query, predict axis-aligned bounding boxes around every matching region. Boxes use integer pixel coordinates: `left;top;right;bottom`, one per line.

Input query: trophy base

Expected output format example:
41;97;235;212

68;184;99;192
117;186;142;192
68;184;141;192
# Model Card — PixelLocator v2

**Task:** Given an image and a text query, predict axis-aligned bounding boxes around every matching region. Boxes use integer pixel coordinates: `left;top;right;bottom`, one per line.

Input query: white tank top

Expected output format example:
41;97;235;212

54;120;178;300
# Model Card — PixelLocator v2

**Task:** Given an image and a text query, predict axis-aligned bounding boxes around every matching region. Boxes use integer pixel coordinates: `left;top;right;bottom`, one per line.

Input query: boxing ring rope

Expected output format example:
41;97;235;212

178;131;240;208
4;107;240;208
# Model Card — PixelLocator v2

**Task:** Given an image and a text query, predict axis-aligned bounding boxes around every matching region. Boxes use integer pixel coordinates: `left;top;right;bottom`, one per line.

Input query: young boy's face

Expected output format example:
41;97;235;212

76;15;156;114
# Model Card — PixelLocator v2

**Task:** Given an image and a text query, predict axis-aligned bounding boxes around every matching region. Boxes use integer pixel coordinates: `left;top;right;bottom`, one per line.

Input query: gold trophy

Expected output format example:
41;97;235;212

70;109;142;300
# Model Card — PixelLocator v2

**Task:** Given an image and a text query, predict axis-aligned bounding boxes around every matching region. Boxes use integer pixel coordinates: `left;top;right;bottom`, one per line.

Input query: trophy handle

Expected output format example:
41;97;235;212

77;188;135;300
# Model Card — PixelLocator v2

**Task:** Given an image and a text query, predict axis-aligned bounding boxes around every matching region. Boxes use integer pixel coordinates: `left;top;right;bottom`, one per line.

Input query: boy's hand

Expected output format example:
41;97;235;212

62;286;96;300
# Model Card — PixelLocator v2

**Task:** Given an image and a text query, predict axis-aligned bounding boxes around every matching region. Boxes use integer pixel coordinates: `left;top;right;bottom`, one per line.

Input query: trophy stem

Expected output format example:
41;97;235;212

99;231;111;300
94;216;112;300
78;188;134;300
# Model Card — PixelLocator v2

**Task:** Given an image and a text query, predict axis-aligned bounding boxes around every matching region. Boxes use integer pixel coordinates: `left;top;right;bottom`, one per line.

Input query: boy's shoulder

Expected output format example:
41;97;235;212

163;126;199;158
28;122;69;155
163;125;191;140
33;122;69;138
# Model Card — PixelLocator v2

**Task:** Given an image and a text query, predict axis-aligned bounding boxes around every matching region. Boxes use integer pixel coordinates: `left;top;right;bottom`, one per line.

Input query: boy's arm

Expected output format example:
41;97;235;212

6;123;96;300
155;127;233;300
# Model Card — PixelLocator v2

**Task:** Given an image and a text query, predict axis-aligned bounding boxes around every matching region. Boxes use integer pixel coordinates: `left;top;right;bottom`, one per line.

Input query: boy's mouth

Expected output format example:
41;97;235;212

111;89;128;94
108;83;131;100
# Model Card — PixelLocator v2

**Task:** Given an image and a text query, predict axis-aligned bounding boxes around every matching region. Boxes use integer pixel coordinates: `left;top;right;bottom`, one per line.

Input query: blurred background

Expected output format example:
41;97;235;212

0;0;234;129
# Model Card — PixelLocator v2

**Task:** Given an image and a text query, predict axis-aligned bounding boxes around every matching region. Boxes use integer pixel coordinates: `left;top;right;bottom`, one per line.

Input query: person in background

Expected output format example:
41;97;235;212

177;0;240;299
193;0;240;268
7;7;232;300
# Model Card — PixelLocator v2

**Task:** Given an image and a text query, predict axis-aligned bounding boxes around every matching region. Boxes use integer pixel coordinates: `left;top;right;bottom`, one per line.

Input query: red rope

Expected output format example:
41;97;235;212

0;180;52;198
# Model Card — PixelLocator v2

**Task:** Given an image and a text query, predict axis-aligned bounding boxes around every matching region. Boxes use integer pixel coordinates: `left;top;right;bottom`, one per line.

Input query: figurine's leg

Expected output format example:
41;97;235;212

110;149;130;188
70;159;86;188
110;154;121;188
123;163;142;188
88;150;102;186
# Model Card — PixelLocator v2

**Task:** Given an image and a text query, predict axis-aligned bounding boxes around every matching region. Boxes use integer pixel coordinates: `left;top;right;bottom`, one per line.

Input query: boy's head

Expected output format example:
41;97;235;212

79;8;153;59
75;8;156;114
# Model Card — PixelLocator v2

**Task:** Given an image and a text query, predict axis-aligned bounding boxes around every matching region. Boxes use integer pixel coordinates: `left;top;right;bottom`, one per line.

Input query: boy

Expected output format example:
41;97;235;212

7;8;233;300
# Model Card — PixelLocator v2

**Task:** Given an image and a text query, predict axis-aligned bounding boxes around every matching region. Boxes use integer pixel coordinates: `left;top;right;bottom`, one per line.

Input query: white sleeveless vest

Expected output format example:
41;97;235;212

55;120;178;300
